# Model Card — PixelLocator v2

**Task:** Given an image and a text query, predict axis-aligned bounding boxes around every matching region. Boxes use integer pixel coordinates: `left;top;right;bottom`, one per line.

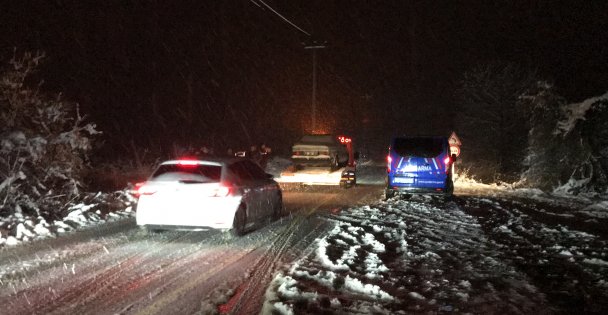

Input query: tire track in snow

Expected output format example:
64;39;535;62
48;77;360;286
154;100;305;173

1;228;218;314
228;192;336;314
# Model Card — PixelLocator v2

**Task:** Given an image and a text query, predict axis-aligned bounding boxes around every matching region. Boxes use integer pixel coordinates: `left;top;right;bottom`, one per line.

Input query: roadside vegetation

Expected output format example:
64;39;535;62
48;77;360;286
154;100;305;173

456;61;608;197
0;51;134;246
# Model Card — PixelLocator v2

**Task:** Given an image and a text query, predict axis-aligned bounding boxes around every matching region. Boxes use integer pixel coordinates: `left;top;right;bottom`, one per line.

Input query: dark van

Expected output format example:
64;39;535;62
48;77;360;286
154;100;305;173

385;136;454;198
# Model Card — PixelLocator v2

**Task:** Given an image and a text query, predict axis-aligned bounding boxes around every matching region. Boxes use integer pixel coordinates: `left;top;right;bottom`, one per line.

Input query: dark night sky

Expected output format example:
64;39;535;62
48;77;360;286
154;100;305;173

2;1;607;158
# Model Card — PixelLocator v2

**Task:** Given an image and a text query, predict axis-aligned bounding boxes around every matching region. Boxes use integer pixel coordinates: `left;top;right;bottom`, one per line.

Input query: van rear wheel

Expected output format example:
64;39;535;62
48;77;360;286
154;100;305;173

384;189;395;200
444;178;454;200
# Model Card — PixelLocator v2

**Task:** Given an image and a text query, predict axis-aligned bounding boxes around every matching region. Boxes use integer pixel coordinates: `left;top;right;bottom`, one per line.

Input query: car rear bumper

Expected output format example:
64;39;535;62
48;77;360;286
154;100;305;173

292;157;332;166
135;196;241;229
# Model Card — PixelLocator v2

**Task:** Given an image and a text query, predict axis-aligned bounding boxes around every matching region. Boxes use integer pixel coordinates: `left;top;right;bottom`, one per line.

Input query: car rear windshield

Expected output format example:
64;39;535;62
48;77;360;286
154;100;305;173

151;164;222;182
393;137;444;158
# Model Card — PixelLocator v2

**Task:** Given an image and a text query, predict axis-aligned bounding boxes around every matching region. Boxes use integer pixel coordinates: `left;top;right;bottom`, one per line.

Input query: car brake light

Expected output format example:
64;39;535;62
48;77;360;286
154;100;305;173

177;160;199;166
137;184;157;196
387;155;392;172
443;156;450;165
211;185;231;197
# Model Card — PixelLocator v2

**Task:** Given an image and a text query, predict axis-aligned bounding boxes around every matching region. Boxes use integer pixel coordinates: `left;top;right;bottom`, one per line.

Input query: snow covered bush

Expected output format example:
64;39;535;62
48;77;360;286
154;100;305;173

518;81;575;190
517;85;608;195
0;51;100;217
455;62;537;183
553;93;608;195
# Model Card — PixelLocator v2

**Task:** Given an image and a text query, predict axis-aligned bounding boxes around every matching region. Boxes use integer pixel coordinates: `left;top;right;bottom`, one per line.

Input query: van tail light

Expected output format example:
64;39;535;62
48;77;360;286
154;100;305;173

387;155;392;173
211;185;232;197
443;156;451;174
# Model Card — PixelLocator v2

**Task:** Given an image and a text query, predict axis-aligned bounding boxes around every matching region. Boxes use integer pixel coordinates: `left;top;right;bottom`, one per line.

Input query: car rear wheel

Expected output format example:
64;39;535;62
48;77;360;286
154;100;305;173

330;155;339;171
272;194;283;221
231;205;247;236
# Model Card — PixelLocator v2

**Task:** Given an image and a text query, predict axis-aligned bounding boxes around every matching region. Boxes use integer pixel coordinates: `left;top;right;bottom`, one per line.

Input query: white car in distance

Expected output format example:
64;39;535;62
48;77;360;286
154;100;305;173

135;157;283;235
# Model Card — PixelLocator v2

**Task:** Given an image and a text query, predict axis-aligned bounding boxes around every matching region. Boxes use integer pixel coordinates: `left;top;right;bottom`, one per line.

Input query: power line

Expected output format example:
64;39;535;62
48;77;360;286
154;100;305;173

250;0;311;36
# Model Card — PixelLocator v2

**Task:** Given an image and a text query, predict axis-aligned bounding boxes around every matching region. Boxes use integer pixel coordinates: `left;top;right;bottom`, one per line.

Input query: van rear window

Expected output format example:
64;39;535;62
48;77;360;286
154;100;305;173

393;137;444;157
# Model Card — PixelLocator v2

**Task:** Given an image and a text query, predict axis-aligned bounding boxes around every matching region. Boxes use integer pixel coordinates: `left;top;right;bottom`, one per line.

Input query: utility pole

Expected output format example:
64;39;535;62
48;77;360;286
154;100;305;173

304;42;326;132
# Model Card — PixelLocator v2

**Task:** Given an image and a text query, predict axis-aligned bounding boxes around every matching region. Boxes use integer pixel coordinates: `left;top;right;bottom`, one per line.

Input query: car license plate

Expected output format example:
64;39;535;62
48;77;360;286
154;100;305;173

394;177;413;184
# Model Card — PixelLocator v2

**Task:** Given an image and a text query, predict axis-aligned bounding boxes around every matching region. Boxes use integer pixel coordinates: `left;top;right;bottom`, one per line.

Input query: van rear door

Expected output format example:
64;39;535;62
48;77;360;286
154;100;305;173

390;137;448;187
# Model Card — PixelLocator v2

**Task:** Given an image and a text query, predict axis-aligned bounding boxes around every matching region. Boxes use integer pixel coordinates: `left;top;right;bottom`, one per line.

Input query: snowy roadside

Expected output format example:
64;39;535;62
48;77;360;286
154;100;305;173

260;166;607;314
454;175;608;219
262;195;555;314
0;191;136;248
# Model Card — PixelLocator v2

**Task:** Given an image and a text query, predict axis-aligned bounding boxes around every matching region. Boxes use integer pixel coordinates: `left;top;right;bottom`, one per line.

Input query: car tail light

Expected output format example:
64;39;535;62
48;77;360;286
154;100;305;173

136;184;157;196
387;155;392;172
211;185;232;197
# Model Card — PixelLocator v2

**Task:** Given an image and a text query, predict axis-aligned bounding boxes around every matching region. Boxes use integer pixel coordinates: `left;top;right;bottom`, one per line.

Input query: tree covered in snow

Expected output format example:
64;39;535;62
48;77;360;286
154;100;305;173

0;51;100;217
518;81;575;189
554;94;608;195
517;84;608;194
455;62;537;182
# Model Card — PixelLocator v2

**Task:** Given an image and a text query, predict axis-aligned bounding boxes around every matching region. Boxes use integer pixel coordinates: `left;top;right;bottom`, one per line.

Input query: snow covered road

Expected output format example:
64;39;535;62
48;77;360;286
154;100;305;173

1;166;606;314
0;185;380;315
264;192;607;314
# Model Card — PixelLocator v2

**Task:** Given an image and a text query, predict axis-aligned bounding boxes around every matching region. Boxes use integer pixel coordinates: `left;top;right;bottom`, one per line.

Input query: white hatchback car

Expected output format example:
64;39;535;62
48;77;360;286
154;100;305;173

135;157;283;235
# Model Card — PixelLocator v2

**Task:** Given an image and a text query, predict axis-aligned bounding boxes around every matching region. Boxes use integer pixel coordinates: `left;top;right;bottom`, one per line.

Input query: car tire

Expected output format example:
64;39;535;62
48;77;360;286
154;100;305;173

272;194;283;221
231;205;247;236
330;155;339;171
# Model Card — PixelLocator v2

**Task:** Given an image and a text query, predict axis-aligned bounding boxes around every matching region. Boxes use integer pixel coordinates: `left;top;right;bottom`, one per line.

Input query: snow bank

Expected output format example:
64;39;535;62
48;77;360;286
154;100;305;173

0;191;135;248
